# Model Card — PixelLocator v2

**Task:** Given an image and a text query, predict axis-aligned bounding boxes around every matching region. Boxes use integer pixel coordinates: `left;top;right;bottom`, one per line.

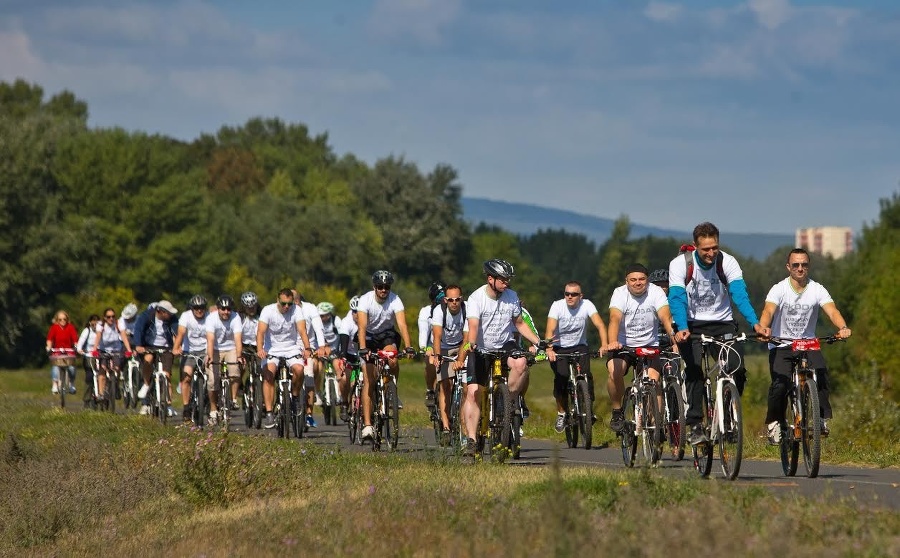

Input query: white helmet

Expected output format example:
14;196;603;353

241;291;258;307
317;301;334;315
348;295;360;311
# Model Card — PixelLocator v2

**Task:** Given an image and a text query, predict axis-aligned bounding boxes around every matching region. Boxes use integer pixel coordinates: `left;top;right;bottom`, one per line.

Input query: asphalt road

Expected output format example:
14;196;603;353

220;407;900;511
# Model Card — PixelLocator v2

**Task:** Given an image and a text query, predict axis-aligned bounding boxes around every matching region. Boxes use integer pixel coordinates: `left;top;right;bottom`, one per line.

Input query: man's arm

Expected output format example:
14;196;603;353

606;308;623;351
172;325;186;356
395;309;412;350
356;312;369;351
589;312;609;351
758;301;777;331
821;302;852;338
514;315;541;347
256;321;268;358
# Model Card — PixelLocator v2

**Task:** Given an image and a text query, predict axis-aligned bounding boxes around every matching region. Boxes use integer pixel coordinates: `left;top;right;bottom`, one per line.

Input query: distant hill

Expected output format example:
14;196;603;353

460;197;793;261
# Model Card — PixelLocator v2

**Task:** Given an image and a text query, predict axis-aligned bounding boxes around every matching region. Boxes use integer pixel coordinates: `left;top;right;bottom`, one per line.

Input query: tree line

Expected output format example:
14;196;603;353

1;79;897;402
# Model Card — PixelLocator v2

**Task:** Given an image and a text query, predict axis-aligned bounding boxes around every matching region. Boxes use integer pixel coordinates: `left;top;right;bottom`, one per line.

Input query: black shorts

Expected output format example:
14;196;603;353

769;346;827;377
467;340;521;387
365;328;400;351
606;347;662;376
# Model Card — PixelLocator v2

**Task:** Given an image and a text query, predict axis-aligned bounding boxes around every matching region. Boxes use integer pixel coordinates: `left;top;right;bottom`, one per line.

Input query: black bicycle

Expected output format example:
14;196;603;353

242;346;263;429
558;351;595;450
614;346;664;468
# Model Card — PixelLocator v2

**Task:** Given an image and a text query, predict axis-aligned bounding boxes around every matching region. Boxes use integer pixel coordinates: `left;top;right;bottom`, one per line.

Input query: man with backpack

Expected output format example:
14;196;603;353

430;284;466;446
668;222;769;445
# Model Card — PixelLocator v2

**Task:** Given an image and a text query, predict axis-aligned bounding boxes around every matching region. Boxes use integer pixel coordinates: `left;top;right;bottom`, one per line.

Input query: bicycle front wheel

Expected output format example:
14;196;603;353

664;381;685;460
107;375;117;413
325;379;338;426
157;376;169;426
620;389;637;468
564;389;578;449
576;380;593;450
493;384;513;456
448;383;463;449
384;381;400;450
718;382;743;480
780;391;799;477
800;378;821;478
692;390;713;477
641;383;663;467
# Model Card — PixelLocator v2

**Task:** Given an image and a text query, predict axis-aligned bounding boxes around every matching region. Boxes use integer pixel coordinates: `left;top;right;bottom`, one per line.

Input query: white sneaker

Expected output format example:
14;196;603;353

51;383;59;394
139;405;151;416
208;413;218;426
167;406;177;417
314;392;323;407
766;421;781;445
362;425;375;441
137;383;150;399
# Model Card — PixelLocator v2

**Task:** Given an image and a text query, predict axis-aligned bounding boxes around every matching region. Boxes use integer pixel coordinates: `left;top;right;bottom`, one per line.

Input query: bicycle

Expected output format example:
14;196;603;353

272;355;303;439
346;357;365;444
122;353;141;410
431;352;466;448
691;332;747;480
768;335;841;479
318;355;341;426
49;348;76;408
143;348;172;426
557;351;595;450
215;357;243;432
242;346;263;429
361;349;403;452
614;346;664;468
472;347;530;461
90;351;123;412
660;349;686;461
188;355;209;428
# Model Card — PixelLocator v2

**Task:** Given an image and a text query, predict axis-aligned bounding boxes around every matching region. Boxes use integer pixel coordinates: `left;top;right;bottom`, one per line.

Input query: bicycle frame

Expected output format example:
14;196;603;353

369;349;399;451
618;346;663;468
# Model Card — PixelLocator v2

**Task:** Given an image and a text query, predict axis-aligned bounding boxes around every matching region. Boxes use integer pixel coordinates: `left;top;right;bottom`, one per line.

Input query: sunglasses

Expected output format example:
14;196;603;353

445;297;462;303
564;292;582;297
104;314;115;319
790;262;810;269
374;284;391;291
279;301;294;307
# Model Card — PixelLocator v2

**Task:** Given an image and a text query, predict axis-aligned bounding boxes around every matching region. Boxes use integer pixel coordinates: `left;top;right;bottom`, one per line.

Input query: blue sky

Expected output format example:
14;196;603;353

2;0;898;234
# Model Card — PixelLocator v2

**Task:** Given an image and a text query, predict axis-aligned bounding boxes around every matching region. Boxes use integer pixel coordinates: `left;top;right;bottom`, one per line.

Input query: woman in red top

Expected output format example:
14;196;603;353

46;310;79;394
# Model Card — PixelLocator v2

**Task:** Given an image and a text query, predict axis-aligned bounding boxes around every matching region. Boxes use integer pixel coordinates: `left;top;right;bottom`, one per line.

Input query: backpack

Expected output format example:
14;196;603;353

680;244;728;288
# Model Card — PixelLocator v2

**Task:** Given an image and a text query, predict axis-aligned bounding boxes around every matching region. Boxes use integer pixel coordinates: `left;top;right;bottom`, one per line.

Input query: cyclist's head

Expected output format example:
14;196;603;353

563;281;583;307
692;222;720;265
216;295;235;312
317;301;334;316
188;294;207;311
444;284;463;311
483;259;514;293
240;291;258;308
625;263;649;297
121;303;138;320
428;281;446;304
348;295;360;312
372;270;394;287
648;269;669;294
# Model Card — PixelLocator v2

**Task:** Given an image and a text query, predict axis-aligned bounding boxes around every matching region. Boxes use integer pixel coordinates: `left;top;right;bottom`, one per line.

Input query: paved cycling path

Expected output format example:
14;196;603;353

226;412;900;510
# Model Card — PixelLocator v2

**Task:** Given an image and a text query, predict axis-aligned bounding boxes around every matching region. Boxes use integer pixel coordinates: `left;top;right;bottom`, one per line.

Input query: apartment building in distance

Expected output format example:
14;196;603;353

795;226;854;258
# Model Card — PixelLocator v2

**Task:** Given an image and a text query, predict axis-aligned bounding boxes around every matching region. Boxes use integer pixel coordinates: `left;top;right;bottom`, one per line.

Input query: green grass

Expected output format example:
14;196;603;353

2;365;899;556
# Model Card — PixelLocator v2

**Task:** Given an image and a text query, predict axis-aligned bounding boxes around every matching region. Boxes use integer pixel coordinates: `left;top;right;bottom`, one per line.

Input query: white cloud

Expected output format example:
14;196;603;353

644;2;683;23
367;0;462;47
747;0;793;30
0;30;43;78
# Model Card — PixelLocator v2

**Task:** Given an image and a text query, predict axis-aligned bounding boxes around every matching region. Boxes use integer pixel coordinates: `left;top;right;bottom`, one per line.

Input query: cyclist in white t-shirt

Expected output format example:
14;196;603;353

356;270;415;442
431;284;467;445
172;295;210;423
545;281;608;433
605;264;676;433
293;290;327;429
758;248;851;443
455;259;543;456
256;288;312;429
205;295;244;425
336;297;361;421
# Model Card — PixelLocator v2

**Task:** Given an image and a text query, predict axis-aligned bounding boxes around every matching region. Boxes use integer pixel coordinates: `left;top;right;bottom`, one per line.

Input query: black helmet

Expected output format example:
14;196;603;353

649;269;669;284
188;294;207;309
372;270;394;286
428;281;446;303
483;259;515;280
216;295;235;309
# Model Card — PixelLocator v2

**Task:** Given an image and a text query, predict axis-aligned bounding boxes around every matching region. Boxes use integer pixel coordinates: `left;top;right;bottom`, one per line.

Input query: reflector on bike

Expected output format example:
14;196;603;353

635;347;660;357
377;350;398;359
791;339;820;352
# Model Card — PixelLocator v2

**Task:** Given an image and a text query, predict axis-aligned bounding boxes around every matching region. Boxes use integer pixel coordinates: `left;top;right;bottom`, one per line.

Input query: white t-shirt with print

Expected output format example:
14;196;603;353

178;311;209;353
206;311;242;351
357;291;404;335
95;321;124;352
766;278;834;345
241;313;259;346
259;303;305;357
547;298;599;348
668;251;743;322
466;285;521;350
609;283;669;347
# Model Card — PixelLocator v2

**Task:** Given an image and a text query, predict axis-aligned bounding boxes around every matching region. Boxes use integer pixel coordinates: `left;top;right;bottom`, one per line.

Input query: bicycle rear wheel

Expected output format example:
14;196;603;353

718;382;743;480
384;381;400;451
620;389;637;468
576;379;593;450
800;378;821;478
664;381;685;460
691;391;713;477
